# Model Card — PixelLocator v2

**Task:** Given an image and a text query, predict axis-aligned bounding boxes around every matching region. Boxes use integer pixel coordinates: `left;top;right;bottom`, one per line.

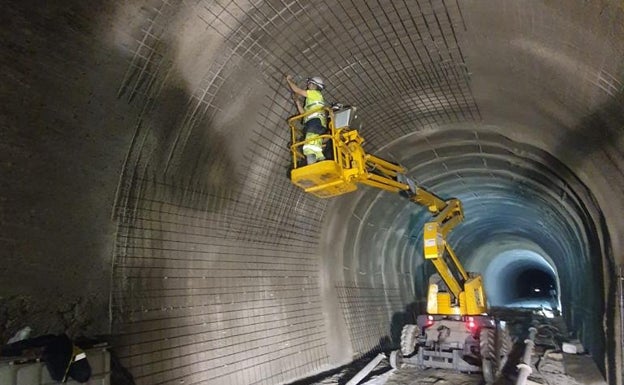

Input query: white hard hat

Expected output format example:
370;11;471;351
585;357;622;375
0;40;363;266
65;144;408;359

307;76;325;90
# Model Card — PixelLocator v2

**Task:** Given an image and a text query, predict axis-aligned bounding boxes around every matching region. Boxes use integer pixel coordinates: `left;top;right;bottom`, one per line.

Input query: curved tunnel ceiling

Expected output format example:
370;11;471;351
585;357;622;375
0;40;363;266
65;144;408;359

325;127;606;346
2;1;623;385
329;126;602;300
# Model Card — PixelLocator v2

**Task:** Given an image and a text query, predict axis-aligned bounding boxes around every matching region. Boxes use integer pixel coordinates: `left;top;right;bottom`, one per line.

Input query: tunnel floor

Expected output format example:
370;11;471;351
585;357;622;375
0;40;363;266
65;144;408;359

292;308;606;385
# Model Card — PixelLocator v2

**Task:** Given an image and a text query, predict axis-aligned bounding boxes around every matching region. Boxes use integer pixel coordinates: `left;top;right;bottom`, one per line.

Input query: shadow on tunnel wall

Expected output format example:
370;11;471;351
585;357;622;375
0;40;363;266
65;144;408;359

297;298;425;384
389;302;421;347
553;90;624;173
286;350;387;385
0;0;137;343
109;9;246;384
115;60;237;216
109;2;332;383
288;302;420;385
0;2;244;383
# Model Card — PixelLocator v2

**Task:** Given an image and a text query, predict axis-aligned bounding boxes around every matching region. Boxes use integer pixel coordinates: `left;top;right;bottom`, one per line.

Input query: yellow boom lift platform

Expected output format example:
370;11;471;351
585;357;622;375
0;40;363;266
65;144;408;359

287;106;511;383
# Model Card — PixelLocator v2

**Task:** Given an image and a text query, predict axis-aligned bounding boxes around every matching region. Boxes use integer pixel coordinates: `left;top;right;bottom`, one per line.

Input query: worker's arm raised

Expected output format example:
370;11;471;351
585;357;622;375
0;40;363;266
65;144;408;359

293;93;304;114
286;74;308;97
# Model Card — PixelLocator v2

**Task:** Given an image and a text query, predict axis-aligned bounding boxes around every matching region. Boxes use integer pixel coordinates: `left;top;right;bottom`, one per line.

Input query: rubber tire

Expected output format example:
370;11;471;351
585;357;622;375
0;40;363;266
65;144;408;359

400;324;420;356
482;358;496;384
389;350;403;369
479;328;496;384
497;327;513;373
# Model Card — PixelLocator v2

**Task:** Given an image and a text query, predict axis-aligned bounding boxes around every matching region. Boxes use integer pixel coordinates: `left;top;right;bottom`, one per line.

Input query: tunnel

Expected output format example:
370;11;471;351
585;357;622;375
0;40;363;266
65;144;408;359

1;1;623;385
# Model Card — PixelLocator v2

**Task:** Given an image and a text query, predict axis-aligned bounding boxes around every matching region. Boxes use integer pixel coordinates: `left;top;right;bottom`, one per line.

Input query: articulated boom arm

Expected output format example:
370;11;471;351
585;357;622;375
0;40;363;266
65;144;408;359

397;179;484;315
288;107;488;316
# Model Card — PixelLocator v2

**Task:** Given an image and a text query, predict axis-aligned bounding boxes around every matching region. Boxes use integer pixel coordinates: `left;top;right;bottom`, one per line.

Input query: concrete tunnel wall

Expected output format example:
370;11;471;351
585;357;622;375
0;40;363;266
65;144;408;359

1;1;623;385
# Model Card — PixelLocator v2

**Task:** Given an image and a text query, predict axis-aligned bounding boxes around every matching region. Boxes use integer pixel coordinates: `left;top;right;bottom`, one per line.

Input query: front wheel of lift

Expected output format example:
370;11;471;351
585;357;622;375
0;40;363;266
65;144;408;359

389;350;404;369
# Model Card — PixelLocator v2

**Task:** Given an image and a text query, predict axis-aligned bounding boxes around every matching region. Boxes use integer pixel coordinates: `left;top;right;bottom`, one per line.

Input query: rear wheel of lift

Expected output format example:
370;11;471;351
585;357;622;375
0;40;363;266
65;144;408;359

482;359;495;384
400;324;420;356
389;350;404;369
479;328;496;384
497;326;513;372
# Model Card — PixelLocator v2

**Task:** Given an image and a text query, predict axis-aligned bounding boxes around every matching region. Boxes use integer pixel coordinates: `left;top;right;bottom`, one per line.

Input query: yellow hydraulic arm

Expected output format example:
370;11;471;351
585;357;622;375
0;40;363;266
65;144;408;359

287;107;487;316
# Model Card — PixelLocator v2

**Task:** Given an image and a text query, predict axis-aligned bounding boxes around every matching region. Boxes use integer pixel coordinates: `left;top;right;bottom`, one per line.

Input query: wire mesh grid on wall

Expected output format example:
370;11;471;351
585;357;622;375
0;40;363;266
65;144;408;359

335;280;414;357
113;40;331;385
112;172;330;385
116;0;184;104
199;0;479;148
109;0;482;383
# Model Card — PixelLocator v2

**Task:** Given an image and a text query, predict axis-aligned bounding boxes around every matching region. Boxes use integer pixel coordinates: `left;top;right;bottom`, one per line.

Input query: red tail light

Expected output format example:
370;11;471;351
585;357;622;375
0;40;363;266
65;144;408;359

466;316;476;331
426;315;434;327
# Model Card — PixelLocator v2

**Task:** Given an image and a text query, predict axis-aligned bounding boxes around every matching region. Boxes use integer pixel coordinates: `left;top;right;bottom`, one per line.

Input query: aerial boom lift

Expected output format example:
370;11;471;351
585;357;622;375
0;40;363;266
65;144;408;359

287;106;510;383
288;106;486;317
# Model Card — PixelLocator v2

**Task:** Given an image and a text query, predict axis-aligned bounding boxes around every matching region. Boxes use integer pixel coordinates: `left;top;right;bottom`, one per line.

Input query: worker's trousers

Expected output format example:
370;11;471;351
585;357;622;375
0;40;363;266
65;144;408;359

302;132;324;162
302;118;326;163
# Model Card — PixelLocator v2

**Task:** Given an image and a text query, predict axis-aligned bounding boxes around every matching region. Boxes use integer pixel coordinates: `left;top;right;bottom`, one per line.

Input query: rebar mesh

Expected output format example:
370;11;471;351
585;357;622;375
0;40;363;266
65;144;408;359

111;1;486;384
336;282;414;357
112;174;328;385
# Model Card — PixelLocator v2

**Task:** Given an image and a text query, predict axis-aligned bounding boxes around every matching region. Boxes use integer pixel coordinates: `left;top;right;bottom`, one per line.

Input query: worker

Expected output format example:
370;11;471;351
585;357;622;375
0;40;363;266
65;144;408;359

285;74;327;164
